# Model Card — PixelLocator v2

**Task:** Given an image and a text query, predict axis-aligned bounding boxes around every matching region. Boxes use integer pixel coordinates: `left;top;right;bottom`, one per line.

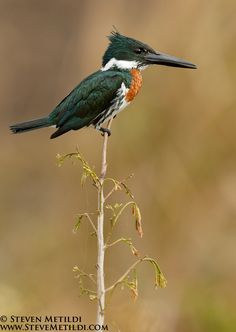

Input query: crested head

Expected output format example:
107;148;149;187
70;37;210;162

101;30;197;71
102;31;155;71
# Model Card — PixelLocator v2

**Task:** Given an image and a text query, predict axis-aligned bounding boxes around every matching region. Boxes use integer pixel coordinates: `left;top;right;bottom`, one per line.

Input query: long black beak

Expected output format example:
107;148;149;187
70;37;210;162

145;51;197;69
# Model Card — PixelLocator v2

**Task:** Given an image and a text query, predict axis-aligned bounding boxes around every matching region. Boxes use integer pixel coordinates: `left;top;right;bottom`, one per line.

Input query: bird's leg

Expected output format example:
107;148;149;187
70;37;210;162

99;127;111;136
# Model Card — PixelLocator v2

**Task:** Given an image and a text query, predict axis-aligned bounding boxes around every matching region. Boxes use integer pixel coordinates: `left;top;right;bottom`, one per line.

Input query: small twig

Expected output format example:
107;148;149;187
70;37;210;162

105;237;128;249
105;256;166;293
84;213;97;234
104;186;118;201
105;201;136;245
73;267;97;284
105;258;145;293
104;176;134;201
111;201;135;227
105;237;140;258
81;288;97;298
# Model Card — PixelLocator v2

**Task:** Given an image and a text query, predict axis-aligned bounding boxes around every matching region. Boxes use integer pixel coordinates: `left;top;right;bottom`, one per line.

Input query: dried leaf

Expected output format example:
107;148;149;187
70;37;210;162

148;259;167;289
125;270;138;301
56;153;65;167
132;203;143;238
130;245;140;257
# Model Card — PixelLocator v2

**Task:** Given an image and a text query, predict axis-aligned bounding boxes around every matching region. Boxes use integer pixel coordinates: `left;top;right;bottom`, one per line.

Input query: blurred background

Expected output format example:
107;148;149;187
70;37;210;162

1;0;236;331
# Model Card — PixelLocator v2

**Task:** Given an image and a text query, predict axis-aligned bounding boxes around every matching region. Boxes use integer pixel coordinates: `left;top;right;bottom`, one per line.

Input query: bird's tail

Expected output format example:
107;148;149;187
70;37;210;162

10;117;51;134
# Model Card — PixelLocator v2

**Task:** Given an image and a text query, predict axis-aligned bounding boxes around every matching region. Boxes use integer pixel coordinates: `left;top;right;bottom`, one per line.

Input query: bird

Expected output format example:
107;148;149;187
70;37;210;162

10;31;197;139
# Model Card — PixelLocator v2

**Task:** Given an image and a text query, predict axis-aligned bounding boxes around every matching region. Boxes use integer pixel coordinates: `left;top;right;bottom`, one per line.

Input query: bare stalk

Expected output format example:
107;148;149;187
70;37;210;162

96;120;112;325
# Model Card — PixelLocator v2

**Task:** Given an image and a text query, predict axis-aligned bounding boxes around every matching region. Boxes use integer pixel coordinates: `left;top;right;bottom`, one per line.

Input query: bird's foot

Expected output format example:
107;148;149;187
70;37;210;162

99;127;111;136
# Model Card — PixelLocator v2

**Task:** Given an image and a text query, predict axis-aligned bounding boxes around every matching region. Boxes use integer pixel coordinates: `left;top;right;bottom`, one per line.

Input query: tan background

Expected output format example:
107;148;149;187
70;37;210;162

1;0;236;331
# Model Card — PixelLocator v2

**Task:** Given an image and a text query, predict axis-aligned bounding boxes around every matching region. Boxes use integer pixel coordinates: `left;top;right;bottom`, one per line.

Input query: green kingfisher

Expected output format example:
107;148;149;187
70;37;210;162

10;31;197;139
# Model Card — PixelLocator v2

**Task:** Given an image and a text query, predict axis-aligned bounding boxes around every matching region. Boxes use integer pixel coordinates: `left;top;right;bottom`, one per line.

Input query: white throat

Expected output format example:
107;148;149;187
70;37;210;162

101;58;140;71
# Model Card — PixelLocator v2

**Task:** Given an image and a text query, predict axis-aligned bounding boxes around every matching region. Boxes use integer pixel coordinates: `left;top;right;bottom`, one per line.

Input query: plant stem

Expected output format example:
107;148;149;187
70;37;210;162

96;120;112;325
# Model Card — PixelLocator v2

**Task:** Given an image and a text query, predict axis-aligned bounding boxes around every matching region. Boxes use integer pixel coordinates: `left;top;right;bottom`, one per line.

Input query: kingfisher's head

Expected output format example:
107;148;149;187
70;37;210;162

102;31;197;71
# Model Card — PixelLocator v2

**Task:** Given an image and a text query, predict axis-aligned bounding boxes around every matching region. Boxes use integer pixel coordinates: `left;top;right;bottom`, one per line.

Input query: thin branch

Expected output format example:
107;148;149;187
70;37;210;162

100;121;112;180
96;119;113;325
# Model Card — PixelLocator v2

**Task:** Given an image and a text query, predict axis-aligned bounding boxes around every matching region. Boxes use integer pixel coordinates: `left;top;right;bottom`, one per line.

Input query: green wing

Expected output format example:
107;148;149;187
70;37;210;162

49;70;131;138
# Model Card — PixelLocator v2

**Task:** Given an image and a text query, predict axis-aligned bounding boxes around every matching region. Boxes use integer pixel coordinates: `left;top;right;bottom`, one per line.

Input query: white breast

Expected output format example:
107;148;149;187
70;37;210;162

95;82;130;129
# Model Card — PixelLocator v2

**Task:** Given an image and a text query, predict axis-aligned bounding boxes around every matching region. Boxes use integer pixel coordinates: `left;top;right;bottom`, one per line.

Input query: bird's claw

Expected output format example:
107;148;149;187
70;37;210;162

100;127;111;136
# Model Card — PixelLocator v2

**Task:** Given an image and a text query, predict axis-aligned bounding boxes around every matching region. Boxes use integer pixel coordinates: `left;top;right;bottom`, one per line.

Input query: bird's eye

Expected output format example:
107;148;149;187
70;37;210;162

135;48;147;54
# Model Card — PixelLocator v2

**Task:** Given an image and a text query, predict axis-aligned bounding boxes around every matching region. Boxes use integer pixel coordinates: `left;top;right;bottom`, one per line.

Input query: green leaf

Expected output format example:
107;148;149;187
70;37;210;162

74;214;84;232
56;150;100;187
148;259;167;289
121;182;134;199
114;203;123;209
